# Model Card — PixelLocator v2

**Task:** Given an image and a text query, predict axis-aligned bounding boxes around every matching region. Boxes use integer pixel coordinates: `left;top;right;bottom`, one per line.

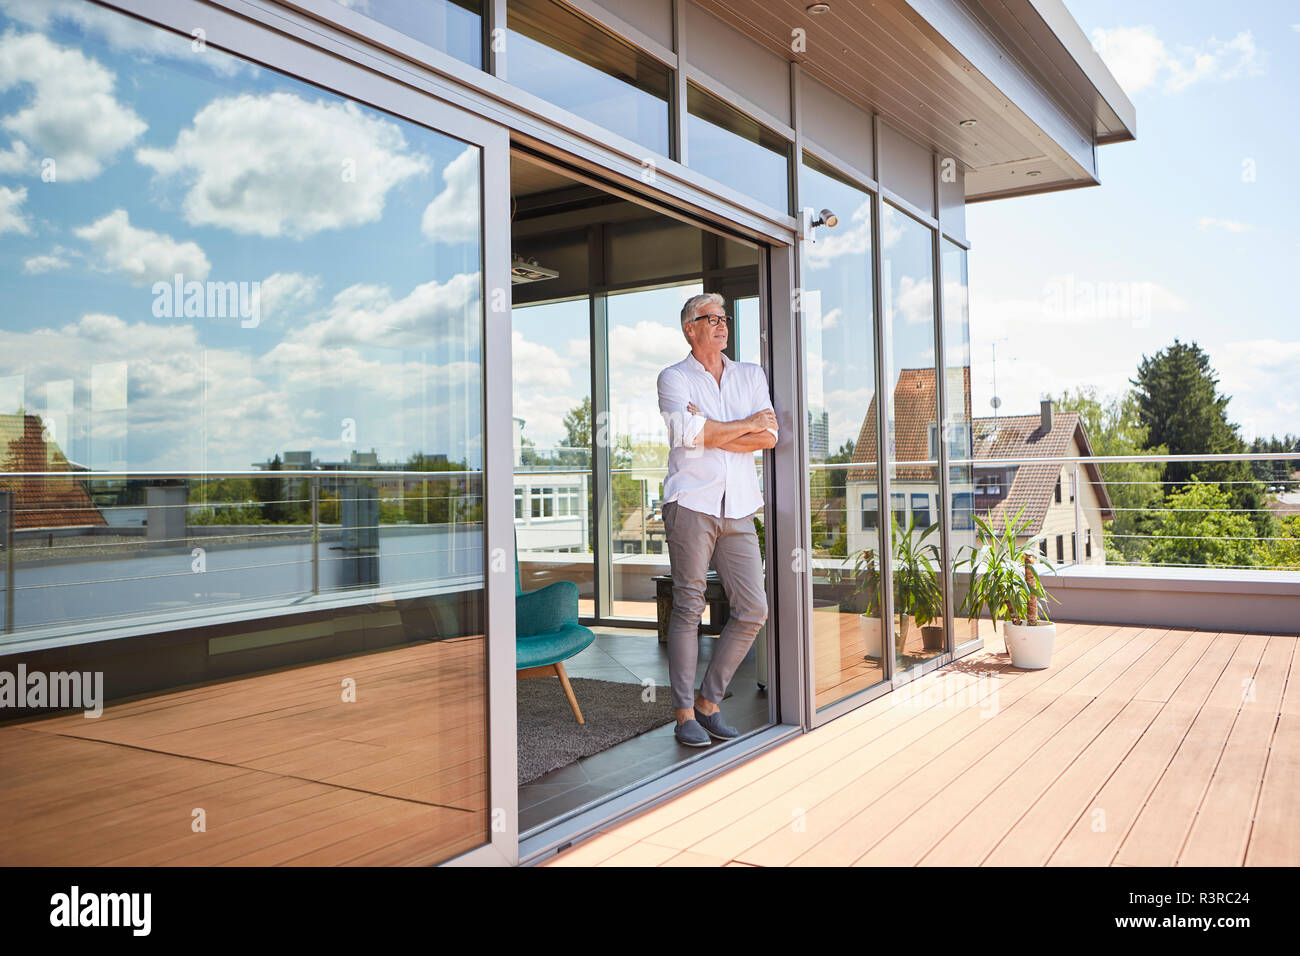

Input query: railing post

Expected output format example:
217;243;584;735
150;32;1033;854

1073;463;1084;566
1;490;12;633
311;477;320;596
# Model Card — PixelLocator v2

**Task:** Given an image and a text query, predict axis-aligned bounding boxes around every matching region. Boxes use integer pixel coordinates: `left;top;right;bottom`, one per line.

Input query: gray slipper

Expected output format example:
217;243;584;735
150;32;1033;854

674;719;711;747
694;710;739;740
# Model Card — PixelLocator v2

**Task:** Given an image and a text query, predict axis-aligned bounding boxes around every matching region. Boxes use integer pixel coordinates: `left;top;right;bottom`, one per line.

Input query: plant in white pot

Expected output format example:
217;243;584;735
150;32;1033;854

848;544;884;658
957;506;1059;669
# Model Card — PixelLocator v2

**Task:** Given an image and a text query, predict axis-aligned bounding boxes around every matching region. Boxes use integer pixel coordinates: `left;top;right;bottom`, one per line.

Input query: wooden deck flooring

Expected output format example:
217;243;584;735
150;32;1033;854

543;622;1300;867
0;637;489;866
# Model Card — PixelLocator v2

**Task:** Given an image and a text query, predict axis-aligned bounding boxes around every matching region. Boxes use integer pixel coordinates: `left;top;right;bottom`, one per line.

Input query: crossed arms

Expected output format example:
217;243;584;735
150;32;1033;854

657;365;779;453
687;401;778;451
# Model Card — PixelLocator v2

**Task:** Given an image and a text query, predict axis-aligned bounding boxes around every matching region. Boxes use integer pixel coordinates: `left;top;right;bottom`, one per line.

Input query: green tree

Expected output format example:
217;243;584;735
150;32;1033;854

1130;339;1271;542
1146;481;1258;568
559;397;593;466
1260;514;1300;569
1054;386;1165;564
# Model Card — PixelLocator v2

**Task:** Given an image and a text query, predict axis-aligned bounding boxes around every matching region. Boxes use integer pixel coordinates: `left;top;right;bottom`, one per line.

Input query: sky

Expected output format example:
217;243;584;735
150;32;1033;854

967;0;1300;441
0;0;484;472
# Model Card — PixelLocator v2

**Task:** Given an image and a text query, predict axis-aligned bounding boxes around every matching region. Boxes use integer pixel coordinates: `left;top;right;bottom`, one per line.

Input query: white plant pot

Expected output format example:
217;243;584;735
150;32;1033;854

1003;621;1056;669
859;614;882;659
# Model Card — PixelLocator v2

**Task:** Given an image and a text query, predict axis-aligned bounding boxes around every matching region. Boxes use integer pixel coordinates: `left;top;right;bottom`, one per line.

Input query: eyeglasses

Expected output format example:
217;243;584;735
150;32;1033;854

689;313;730;327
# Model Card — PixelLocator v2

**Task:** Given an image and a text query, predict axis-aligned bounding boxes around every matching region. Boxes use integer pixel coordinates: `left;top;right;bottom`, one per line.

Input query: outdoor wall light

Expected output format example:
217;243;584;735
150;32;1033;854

810;208;839;228
806;3;831;14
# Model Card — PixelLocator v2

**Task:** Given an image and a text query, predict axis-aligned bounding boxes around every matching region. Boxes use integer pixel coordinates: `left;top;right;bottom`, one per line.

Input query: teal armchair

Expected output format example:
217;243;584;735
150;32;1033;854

516;554;596;723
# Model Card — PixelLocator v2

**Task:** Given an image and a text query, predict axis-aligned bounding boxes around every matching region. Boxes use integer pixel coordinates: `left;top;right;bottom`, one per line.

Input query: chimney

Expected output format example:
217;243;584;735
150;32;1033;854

1040;399;1054;434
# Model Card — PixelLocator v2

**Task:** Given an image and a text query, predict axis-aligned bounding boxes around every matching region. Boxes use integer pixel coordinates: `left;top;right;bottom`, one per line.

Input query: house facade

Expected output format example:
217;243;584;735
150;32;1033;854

971;400;1114;567
0;0;1134;865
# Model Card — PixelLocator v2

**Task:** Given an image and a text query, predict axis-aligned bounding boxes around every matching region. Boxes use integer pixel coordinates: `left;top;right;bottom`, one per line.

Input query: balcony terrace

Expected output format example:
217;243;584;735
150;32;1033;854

544;620;1299;867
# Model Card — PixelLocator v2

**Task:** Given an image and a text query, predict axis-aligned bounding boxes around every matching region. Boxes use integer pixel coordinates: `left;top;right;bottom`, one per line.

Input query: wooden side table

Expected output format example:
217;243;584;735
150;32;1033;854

653;571;730;643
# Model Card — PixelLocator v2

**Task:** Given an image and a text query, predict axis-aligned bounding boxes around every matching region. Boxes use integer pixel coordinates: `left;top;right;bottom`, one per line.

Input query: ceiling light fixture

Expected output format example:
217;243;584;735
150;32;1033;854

1025;170;1042;177
807;3;831;14
959;118;977;128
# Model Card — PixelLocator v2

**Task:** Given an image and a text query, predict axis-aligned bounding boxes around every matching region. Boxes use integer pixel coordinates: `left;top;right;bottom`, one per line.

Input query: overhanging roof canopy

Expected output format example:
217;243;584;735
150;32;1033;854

694;0;1136;202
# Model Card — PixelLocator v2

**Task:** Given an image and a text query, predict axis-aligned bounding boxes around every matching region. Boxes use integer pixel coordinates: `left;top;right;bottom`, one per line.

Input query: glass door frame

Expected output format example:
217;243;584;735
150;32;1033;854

101;0;520;867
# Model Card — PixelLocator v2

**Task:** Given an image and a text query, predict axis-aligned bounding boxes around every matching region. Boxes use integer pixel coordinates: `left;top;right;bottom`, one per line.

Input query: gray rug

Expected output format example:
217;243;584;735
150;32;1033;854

517;677;676;784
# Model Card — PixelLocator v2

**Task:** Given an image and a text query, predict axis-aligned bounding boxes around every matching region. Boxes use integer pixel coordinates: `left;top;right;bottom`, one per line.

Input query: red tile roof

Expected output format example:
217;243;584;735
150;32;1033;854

0;415;107;530
971;411;1114;535
847;367;971;483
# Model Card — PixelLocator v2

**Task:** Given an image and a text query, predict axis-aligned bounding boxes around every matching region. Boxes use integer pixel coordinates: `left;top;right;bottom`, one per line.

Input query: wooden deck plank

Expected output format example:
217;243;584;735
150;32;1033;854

917;629;1181;866
729;623;1114;866
1113;635;1266;866
1178;636;1292;866
1244;713;1300;865
629;624;1103;860
1047;633;1238;866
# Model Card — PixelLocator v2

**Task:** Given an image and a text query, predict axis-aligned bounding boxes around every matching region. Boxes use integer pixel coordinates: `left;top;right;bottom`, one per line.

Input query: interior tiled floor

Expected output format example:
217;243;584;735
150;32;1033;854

518;626;773;833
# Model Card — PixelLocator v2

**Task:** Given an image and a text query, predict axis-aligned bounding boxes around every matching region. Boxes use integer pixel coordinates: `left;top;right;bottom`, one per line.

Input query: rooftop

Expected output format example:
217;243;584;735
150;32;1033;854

544;621;1299;866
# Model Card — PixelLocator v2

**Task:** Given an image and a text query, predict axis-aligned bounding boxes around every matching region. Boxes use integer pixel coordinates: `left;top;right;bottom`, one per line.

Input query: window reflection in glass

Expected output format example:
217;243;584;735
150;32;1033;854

0;4;489;866
327;0;484;68
605;283;700;618
507;0;670;155
688;83;790;214
798;153;884;711
881;203;945;671
943;240;976;643
511;297;594;612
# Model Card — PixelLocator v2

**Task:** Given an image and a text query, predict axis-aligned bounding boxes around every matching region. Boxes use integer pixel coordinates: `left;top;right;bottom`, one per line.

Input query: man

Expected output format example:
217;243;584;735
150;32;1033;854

656;292;778;747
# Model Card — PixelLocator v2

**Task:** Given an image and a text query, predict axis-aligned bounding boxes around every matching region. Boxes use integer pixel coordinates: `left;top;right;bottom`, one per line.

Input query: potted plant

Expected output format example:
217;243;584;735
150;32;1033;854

891;513;944;655
957;506;1059;669
848;544;884;658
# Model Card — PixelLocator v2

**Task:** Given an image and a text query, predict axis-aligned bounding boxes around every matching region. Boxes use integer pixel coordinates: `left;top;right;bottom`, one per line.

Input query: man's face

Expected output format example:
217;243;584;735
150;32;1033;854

685;301;728;353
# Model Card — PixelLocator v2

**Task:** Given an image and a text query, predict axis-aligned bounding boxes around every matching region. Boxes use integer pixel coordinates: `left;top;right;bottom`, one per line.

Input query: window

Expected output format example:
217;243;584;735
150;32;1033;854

891;493;907;531
1069;471;1077;502
861;492;878;530
952;492;974;531
1056;535;1064;562
531;486;554;518
1040;538;1048;557
1071;532;1077;561
976;473;1002;496
507;0;671;155
555;485;580;517
1054;478;1062;504
687;83;790;213
515;489;524;519
911;493;932;528
326;0;484;68
927;423;938;461
1086;529;1093;558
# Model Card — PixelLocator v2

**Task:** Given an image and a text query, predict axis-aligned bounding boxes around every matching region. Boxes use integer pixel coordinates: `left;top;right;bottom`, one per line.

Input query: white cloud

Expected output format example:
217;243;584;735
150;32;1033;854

23;253;66;273
137;91;431;238
284;272;480;349
0;0;246;75
0;182;29;233
895;274;934;325
1090;26;1264;96
0;28;146;179
421;146;478;244
1;310;484;471
1216;339;1300;440
74;208;210;285
258;271;321;324
1198;217;1252;233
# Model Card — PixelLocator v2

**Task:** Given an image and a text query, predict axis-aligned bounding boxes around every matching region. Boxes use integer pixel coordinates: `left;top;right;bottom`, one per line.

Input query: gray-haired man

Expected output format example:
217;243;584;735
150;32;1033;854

655;292;778;747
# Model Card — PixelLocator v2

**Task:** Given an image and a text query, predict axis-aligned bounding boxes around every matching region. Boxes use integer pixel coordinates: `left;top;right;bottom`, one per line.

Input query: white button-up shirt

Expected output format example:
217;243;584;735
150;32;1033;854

656;351;775;519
